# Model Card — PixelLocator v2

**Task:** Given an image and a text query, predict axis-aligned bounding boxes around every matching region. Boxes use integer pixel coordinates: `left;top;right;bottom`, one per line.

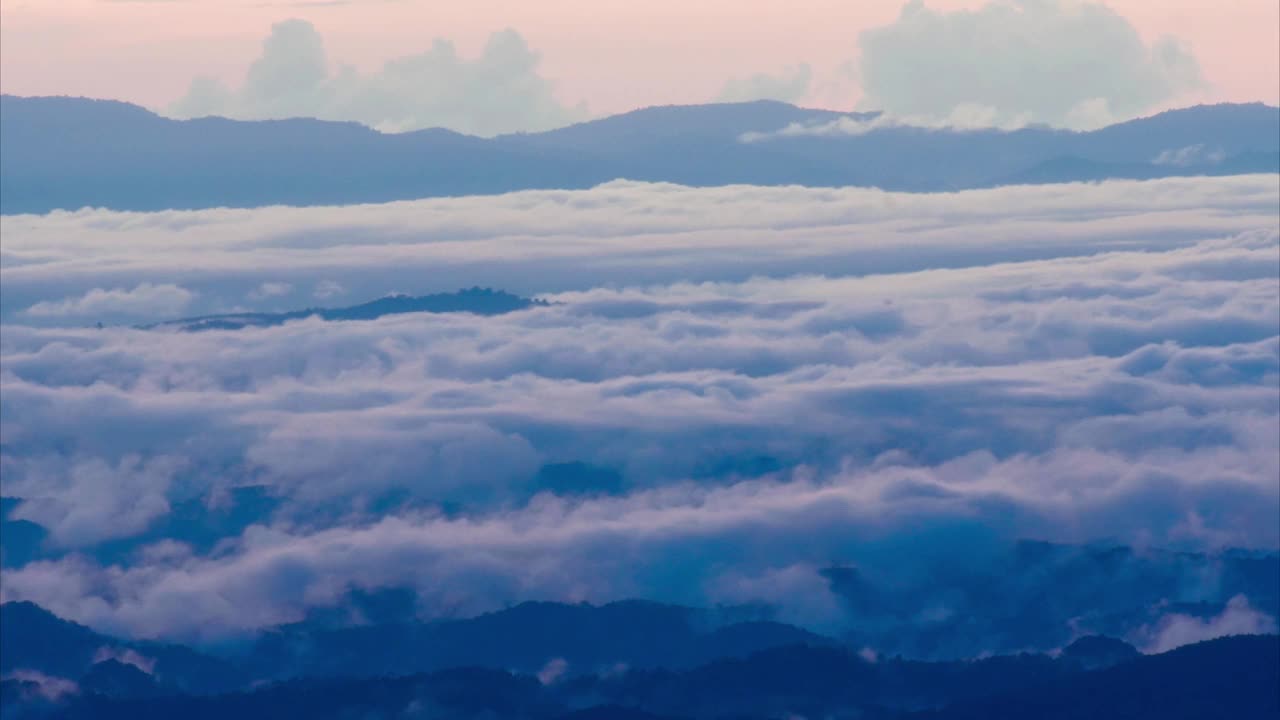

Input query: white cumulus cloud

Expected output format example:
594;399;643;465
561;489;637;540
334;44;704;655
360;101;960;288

167;20;588;136
856;0;1205;129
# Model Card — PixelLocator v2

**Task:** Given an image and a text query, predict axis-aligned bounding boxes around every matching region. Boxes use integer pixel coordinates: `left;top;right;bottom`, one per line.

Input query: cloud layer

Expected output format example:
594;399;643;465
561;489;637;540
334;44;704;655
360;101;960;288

22;283;194;321
167;20;587;136
1;176;1277;645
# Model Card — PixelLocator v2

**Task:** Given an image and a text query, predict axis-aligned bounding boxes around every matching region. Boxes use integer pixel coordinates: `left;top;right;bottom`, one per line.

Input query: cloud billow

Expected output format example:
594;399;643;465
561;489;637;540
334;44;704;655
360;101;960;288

857;0;1206;129
168;20;588;136
22;283;193;320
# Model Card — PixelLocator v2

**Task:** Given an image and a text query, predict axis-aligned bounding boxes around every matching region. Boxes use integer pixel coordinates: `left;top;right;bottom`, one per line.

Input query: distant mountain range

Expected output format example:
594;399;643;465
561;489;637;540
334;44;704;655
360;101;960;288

2;600;1276;719
1;96;1276;214
142;287;545;332
0;598;829;692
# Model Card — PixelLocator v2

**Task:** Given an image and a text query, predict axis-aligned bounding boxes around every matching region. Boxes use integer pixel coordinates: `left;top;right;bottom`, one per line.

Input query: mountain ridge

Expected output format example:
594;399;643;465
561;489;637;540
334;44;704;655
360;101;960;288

3;95;1276;214
141;287;546;332
3;602;1272;720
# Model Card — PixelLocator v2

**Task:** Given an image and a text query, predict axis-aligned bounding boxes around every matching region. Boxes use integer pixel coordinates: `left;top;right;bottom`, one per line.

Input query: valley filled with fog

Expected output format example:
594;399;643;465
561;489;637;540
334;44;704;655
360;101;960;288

2;176;1276;654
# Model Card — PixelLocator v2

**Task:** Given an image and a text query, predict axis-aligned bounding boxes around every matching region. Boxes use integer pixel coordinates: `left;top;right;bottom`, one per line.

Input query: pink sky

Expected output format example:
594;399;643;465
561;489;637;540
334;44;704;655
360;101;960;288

2;0;1276;115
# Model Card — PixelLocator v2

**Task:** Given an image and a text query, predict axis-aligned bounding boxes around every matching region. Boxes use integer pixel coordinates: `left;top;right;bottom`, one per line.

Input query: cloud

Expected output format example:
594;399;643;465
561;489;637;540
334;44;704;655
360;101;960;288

740;105;1027;142
167;20;588;136
1139;595;1278;653
313;280;346;299
856;0;1205;129
704;564;846;631
4;176;1276;325
22;283;194;320
0;176;1276;645
537;658;568;685
717;64;813;104
1153;144;1226;167
1;670;79;702
92;646;156;675
248;282;293;301
7;455;184;547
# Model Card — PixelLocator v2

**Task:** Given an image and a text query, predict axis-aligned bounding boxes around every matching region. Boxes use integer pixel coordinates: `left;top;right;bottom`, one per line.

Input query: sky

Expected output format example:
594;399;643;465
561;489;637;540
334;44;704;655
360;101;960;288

2;0;1276;133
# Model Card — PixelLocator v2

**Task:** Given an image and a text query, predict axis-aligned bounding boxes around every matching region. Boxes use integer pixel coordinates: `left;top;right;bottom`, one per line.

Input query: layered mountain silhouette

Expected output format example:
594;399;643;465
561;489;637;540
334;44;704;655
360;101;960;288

2;96;1276;214
2;598;1275;720
0;599;831;693
906;635;1280;720
0;602;247;695
142;287;546;332
817;541;1280;660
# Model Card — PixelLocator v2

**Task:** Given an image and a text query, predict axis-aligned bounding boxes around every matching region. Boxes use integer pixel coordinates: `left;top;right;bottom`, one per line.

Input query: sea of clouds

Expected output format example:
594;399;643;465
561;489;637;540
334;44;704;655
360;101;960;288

1;175;1277;644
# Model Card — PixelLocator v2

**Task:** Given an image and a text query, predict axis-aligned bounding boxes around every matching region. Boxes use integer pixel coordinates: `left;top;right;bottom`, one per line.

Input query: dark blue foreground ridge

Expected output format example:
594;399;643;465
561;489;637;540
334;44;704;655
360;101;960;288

1;600;1276;720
